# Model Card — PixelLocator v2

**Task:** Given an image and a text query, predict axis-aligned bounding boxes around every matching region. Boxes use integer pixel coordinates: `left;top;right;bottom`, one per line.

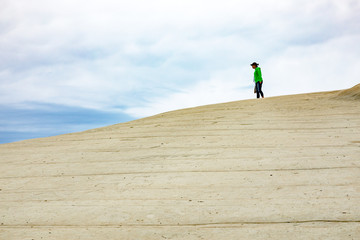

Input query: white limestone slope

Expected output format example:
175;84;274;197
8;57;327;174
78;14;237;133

0;84;360;239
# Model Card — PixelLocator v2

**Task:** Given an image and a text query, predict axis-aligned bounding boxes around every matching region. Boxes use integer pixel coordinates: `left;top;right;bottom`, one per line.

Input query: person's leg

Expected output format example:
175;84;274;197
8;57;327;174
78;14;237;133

259;82;264;98
256;82;260;98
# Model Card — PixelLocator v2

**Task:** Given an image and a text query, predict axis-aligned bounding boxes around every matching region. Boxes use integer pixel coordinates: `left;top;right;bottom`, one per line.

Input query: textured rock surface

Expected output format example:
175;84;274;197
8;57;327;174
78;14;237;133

1;86;360;239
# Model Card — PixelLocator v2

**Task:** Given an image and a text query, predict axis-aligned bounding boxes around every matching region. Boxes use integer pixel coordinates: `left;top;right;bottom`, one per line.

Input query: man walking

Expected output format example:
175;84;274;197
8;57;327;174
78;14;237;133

251;62;264;98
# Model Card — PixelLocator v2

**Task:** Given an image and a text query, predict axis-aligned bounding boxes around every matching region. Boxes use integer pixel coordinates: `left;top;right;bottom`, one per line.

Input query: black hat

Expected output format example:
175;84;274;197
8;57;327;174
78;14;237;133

250;62;259;66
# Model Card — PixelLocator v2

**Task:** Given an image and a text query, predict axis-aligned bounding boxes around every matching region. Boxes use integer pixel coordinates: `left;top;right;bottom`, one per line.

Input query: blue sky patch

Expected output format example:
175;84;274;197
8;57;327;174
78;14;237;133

0;103;134;144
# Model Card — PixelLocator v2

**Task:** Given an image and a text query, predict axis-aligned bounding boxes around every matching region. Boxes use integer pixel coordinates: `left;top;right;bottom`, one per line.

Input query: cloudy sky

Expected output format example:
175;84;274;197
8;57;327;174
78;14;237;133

1;0;359;143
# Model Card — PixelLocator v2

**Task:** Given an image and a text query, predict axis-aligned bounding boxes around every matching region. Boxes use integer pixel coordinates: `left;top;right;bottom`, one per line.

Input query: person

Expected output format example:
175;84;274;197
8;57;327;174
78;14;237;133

251;62;264;98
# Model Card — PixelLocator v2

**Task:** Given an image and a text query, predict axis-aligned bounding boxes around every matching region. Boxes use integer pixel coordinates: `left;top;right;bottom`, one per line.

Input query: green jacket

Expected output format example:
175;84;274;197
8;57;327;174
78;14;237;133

254;67;263;83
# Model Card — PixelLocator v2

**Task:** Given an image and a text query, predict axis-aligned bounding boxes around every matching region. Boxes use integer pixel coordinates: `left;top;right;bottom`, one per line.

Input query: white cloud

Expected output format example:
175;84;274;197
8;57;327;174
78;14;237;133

124;68;252;117
264;34;360;96
0;0;359;119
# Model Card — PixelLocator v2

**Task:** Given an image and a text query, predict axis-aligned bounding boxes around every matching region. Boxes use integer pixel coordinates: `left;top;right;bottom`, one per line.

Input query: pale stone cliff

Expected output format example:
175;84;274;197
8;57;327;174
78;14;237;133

1;85;359;239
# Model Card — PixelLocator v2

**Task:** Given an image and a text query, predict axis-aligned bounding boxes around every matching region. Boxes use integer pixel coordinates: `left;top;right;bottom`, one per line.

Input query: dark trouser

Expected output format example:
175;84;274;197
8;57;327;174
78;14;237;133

256;81;264;98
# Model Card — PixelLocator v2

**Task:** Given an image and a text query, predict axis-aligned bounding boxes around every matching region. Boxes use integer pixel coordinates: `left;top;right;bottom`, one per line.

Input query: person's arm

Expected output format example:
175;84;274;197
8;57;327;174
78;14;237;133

254;68;260;82
256;68;263;83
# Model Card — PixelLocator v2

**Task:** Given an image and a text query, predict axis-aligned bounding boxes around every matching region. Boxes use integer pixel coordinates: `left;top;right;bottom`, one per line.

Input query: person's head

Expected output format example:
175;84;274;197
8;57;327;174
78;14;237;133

251;62;259;69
